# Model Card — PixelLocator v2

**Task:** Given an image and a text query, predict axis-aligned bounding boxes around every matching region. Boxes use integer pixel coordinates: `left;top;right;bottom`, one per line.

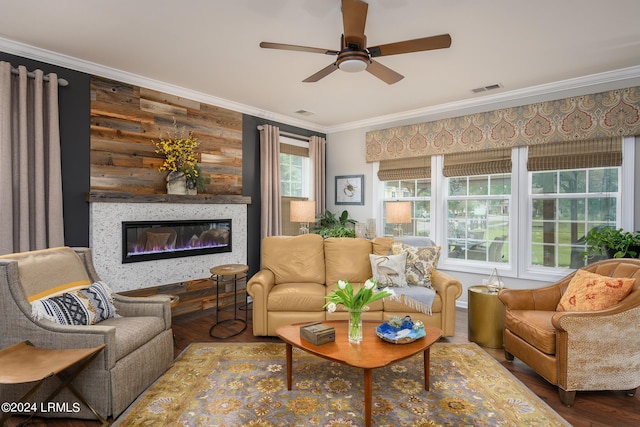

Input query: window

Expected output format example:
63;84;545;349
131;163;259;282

378;137;632;281
382;179;431;236
446;174;510;263
279;137;311;198
530;167;620;269
378;156;431;237
280;152;310;197
527;138;623;271
280;137;313;236
442;149;512;264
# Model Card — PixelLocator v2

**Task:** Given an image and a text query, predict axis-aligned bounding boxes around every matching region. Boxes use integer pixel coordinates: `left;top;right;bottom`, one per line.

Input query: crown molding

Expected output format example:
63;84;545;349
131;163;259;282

2;36;639;136
0;37;327;133
325;65;640;134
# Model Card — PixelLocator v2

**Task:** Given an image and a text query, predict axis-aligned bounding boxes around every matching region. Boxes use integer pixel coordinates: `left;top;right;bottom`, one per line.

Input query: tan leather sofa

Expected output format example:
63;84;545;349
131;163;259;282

247;234;462;337
498;259;640;406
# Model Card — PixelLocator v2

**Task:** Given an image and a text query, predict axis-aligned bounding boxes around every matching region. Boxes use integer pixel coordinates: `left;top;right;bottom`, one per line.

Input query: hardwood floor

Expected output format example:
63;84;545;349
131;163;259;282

6;307;640;426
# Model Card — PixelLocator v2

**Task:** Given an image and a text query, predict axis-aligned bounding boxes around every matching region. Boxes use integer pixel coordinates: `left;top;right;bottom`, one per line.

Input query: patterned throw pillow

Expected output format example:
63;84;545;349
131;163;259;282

369;253;407;287
392;242;441;288
556;269;635;311
31;281;118;325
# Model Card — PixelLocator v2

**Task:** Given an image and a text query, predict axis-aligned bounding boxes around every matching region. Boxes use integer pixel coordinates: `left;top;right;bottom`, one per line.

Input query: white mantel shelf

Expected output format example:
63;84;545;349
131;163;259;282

87;190;251;205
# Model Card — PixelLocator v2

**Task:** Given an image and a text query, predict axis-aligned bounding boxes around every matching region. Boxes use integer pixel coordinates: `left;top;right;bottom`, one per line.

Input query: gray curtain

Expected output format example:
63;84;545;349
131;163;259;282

259;124;282;238
0;62;64;254
309;135;326;213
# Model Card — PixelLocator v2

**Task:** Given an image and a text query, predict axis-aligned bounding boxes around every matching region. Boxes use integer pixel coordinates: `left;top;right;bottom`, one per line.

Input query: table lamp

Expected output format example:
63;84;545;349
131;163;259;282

290;200;316;235
385;201;411;237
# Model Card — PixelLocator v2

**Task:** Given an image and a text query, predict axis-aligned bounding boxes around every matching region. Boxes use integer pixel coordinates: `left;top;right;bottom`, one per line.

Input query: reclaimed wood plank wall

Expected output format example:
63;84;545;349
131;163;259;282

90;76;243;195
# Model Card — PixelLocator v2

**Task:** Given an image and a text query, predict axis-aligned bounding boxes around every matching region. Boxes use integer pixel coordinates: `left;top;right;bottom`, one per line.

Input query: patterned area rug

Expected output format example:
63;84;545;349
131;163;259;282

114;342;570;426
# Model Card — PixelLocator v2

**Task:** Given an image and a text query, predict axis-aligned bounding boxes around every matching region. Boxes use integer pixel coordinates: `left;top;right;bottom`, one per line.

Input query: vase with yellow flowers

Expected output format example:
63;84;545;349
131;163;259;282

154;122;207;195
324;279;394;344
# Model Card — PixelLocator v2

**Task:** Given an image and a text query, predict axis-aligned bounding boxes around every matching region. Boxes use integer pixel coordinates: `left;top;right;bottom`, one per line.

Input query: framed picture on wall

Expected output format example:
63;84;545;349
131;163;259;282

335;174;364;205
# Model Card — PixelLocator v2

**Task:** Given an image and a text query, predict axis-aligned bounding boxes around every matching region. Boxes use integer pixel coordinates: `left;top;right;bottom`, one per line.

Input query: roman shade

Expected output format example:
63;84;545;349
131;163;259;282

377;157;431;181
443;148;512;177
280;143;309;157
527;138;622;171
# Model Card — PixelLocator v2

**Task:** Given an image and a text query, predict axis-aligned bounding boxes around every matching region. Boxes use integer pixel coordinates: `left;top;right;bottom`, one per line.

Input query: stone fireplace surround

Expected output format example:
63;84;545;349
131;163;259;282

88;192;249;293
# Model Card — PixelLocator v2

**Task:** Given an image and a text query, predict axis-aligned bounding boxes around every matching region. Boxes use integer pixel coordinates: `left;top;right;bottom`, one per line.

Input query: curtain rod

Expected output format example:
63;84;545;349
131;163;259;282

10;66;69;87
257;125;311;141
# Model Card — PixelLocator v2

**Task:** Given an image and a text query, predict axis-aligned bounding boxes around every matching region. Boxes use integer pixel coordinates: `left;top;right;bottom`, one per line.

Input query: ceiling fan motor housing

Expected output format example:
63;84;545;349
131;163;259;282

337;50;369;72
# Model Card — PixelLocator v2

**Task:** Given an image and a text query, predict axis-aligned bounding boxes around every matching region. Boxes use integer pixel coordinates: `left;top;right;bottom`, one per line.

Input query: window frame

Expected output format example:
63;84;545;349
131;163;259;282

379;137;634;282
279;136;312;199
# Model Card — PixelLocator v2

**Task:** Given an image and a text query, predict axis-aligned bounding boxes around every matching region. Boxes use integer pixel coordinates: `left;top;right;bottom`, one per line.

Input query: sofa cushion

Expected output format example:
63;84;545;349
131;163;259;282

371;237;393;255
99;316;166;361
557;269;635;311
369;253;407;287
262;234;325;285
324;238;374;286
267;282;327;312
504;309;557;355
31;281;118;325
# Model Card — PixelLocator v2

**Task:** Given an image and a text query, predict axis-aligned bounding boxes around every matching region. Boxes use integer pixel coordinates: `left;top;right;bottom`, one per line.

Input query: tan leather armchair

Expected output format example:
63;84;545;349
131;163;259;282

498;259;640;406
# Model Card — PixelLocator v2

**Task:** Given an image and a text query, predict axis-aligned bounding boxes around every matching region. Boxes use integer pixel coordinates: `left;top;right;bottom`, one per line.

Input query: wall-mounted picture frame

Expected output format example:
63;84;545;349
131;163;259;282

335;174;364;205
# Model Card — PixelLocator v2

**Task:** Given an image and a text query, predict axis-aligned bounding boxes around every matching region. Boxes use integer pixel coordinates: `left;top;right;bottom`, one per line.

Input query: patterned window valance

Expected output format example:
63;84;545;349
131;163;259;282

443;148;512;177
366;86;640;162
378;157;431;181
528;137;622;171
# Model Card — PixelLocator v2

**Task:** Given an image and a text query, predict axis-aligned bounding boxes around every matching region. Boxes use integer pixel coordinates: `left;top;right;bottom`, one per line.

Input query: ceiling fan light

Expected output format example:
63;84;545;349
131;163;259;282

338;58;368;73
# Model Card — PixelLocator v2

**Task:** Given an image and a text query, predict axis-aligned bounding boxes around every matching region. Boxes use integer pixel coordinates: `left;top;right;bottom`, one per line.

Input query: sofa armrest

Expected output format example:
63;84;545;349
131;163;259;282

22;318;118;370
431;270;462;336
498;283;563;311
246;270;276;336
113;294;172;330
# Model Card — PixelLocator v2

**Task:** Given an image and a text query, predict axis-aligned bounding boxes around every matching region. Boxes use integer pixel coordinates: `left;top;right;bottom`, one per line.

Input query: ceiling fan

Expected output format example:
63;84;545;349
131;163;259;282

259;0;451;84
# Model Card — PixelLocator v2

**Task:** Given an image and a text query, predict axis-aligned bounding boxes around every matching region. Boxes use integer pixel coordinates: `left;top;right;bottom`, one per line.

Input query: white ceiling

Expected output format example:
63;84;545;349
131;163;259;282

1;0;640;132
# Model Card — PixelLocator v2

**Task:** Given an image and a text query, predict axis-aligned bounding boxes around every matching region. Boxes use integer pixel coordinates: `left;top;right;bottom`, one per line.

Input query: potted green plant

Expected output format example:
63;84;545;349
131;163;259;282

311;209;357;238
583;227;640;260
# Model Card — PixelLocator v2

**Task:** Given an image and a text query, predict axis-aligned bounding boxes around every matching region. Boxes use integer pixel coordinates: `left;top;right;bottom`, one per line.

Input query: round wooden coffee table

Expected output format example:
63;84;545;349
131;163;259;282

276;320;442;427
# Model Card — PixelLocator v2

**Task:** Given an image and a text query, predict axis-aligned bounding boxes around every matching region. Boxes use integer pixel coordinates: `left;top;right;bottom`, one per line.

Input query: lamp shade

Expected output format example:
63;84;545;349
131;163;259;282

290;200;316;223
385;201;411;224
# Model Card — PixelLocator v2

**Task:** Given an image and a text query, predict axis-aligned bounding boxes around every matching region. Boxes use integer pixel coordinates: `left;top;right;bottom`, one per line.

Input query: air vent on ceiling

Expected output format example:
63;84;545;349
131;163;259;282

472;83;503;93
295;109;314;116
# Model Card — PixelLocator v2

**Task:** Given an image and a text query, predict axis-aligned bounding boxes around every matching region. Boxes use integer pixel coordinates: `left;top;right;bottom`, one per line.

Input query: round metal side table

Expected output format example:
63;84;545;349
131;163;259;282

209;264;249;339
468;285;505;348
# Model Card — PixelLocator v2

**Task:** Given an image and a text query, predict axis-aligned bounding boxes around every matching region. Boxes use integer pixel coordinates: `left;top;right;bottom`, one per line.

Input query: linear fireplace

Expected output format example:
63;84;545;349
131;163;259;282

122;219;232;263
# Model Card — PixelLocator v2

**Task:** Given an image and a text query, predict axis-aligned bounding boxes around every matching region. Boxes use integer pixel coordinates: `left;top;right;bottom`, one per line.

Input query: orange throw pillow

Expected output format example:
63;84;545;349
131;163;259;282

557;269;635;311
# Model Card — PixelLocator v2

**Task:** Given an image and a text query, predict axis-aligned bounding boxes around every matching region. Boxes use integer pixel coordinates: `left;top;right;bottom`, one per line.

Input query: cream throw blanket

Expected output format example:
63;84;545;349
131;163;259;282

388;285;436;315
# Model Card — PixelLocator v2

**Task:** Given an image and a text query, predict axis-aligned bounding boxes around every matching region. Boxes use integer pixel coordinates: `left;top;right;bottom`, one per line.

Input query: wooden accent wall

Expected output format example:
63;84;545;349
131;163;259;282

90;77;243;195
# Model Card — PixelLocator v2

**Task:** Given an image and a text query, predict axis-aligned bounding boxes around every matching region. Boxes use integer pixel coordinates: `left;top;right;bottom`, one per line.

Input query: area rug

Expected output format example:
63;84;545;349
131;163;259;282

114;342;570;426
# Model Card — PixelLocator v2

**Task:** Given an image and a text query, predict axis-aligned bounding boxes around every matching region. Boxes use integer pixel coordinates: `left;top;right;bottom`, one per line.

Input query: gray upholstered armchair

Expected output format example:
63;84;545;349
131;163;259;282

0;247;174;420
498;259;640;406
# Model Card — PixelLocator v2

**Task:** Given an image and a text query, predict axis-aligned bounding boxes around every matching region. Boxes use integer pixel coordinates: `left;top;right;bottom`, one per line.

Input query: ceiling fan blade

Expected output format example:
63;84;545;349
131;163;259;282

302;63;339;82
368;34;452;57
342;0;368;48
366;60;404;85
260;42;339;56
